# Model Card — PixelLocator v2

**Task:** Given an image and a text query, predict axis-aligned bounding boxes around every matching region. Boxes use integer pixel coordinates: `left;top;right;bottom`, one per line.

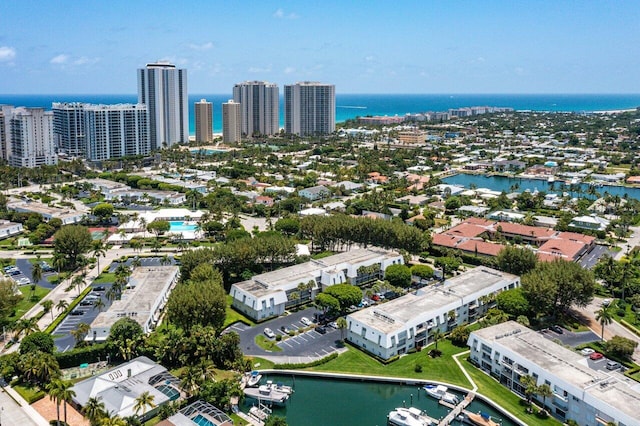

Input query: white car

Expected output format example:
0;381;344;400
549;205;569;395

263;328;275;338
581;348;595;356
601;299;612;307
300;317;312;326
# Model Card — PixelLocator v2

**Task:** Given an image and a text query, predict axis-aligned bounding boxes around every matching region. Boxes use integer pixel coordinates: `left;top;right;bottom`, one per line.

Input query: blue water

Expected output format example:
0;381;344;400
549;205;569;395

169;221;197;232
442;173;640;201
192;414;215;426
2;93;639;134
190;148;226;155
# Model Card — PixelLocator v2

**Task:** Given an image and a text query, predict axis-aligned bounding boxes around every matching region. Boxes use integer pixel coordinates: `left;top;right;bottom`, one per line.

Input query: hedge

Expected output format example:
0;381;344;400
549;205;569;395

45;286;93;334
55;342;110;369
620;319;640;337
274;352;339;369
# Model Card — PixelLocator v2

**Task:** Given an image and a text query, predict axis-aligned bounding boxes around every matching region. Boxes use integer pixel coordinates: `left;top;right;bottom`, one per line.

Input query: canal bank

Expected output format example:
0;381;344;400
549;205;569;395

246;369;525;426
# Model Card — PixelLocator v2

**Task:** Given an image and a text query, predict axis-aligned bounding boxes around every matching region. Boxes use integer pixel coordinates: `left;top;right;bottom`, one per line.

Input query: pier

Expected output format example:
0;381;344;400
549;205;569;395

438;392;475;425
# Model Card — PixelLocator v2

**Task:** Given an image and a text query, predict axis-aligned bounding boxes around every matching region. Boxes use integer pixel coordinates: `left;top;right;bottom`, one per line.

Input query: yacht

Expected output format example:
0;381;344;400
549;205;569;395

423;384;459;405
387;407;434;426
243;384;289;406
265;379;294;394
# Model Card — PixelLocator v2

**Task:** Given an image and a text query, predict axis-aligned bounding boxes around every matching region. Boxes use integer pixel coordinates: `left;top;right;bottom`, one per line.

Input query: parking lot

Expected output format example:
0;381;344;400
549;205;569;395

230;307;343;359
540;325;600;347
108;255;177;272
53;283;113;352
13;258;59;289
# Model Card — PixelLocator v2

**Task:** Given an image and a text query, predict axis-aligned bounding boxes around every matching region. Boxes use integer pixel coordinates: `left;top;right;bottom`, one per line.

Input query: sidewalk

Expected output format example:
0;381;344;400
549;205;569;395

1;385;49;426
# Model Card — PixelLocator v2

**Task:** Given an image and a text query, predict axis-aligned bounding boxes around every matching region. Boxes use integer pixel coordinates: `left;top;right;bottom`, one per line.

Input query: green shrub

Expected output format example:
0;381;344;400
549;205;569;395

414;363;423;373
274;353;338;369
55;343;110;369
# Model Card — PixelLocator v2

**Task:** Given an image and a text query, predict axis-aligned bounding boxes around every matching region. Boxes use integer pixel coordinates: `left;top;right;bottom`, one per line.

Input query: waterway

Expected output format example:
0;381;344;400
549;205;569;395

442;173;640;201
242;374;517;426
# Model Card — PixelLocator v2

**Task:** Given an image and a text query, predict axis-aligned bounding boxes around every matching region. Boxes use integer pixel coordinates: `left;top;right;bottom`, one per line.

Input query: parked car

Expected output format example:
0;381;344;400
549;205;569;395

606;360;621;370
371;294;381;302
80;299;95;306
315;326;327;335
550;325;564;334
280;325;291;334
263;328;275;338
328;321;338;329
580;348;595;356
93;286;106;291
70;310;85;316
590;352;604;360
300;317;312;326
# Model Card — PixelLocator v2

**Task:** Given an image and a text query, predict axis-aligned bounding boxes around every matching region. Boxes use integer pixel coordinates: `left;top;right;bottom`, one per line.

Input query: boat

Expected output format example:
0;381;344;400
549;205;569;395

243;384;289;406
423;384;459;405
247;371;262;387
547;176;555;183
265;379;294;394
387;407;434;426
464;411;500;426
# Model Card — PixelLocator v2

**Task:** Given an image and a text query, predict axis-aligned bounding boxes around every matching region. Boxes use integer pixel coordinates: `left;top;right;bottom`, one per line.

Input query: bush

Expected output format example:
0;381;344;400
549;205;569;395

274;352;338;369
55;343;110;369
617;308;626;317
414;363;423;373
275;335;282;342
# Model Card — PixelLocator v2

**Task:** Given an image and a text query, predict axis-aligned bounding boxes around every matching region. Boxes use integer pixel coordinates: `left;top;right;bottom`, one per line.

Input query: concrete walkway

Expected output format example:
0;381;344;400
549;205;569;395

1;385;48;426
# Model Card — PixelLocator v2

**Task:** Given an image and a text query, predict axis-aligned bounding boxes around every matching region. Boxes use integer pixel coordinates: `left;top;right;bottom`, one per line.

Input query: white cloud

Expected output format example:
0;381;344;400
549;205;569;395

188;42;214;51
0;46;16;62
50;54;69;64
273;8;299;19
248;64;272;73
73;56;100;66
284;66;295;74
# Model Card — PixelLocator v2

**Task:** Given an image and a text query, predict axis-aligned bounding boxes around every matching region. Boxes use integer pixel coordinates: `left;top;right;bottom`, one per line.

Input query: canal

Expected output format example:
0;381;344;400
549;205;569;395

441;174;640;201
242;374;518;426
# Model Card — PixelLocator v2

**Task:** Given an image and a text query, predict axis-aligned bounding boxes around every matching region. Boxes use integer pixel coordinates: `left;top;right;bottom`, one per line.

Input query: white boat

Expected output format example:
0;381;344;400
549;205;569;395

243;385;289;406
265;379;294;394
387;407;434;426
423;384;459;404
247;371;262;387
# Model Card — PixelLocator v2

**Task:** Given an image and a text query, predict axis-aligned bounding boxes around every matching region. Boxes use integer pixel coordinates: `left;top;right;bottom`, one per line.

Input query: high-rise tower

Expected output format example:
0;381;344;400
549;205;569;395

137;61;188;149
284;82;335;136
194;99;213;143
232;81;279;138
52;102;86;157
8;107;57;168
222;100;242;144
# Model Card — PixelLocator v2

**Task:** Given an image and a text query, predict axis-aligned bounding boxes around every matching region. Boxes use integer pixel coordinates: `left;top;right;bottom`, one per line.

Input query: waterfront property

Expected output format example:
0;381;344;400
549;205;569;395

87;265;179;341
346;267;519;360
161;400;233;426
468;321;640;425
71;356;183;421
230;248;403;321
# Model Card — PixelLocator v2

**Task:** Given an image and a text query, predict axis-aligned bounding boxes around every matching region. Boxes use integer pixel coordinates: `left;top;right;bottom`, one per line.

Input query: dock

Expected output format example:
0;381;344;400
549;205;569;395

438;392;475;425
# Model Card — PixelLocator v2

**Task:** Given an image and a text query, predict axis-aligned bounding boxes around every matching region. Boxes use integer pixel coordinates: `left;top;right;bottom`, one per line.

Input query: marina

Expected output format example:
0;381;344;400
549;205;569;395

241;374;516;426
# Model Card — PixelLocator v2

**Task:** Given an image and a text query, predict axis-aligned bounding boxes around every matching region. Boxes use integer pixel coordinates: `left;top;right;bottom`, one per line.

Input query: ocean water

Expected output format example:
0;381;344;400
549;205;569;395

1;93;639;134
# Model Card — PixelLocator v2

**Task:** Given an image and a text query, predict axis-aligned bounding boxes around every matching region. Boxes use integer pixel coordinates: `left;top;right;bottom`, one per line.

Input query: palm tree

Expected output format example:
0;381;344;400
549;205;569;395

133;390;156;417
93;298;106;313
430;328;444;350
56;299;69;314
160;255;171;266
14;317;39;339
93;242;106;273
99;414;128;426
519;375;537;405
537;383;553;414
41;299;54;321
46;379;64;426
82;396;106;426
595;305;614;341
32;261;43;285
59;380;76;425
336;317;348;341
71;322;91;344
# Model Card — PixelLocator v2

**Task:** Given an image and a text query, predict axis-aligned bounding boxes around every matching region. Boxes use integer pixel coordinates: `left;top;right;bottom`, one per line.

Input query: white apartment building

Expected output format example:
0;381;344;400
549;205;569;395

284;82;335;136
230;248;403;321
88;266;179;342
469;321;640;426
232;81;279;137
7;200;85;224
194;99;213;143
138;62;188;149
7;107;57;168
0;105;15;160
52;102;86;156
222;100;241;143
346;267;519;360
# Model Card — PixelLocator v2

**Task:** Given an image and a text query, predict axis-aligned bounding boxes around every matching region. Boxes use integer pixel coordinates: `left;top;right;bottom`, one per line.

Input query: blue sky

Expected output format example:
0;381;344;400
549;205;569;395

0;1;638;94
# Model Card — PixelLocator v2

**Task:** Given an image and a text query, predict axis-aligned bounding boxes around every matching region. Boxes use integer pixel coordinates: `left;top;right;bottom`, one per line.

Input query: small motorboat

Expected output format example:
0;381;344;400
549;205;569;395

387;407;434;426
247;371;262;387
464;411;499;426
243;385;289;406
423;384;459;405
265;379;294;394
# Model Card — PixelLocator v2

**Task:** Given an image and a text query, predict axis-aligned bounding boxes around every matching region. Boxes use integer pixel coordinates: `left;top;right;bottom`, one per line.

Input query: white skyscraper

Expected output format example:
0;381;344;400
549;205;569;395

83;104;149;161
222;100;242;144
194;99;213;143
284;82;335;136
0;105;13;161
232;81;279;137
137;62;188;149
52;102;86;157
8;107;57;168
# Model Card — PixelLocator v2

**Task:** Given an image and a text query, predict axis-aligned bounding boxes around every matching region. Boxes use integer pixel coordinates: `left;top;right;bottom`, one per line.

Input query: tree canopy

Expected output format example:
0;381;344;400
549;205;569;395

496;288;530;317
0;279;22;327
384;264;412;288
53;225;93;270
496;246;538;276
20;331;54;355
324;284;362;313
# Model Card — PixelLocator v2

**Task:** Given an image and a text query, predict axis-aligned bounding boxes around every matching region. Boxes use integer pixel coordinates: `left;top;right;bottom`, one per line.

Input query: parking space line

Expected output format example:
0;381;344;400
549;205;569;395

306;332;316;339
281;341;293;348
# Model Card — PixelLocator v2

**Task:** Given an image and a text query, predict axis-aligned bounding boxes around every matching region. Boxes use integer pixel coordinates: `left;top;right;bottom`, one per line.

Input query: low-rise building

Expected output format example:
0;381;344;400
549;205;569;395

299;185;331;201
346;267;519;360
0;220;23;239
468;321;640;425
88;266;179;341
71;356;183;421
7;200;85;224
230;248;403;321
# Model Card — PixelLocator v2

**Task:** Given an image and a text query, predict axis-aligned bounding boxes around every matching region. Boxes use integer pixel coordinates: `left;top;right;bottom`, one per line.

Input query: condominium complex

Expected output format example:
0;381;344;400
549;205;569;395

194;98;213;143
284;81;335;136
0;105;14;160
5;107;57;168
52;102;86;156
232;81;279;137
222;99;241;143
346;267;519;360
230;248;403;321
469;321;640;425
137;62;188;149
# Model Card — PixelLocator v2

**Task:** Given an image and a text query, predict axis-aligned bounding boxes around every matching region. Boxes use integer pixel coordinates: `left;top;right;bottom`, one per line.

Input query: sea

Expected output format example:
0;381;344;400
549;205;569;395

1;93;640;134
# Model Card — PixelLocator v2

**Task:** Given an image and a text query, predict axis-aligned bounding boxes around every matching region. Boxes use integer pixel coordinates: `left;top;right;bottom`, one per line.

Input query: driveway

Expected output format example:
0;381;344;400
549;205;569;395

230;307;343;360
108;255;176;272
540;327;600;347
579;244;614;269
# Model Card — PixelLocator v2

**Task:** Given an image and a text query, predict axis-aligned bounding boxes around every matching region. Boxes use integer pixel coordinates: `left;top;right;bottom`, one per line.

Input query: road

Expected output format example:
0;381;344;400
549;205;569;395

579;244;614;269
615;225;640;260
572;296;640;363
0;385;45;426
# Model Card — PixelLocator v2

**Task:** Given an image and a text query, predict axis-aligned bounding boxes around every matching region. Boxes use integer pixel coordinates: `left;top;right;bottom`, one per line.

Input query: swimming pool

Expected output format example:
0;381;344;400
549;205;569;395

169;221;198;232
192;414;216;426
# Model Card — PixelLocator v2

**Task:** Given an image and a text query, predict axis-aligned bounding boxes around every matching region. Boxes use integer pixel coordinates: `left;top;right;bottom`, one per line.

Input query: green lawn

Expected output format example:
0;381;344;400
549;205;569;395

464;359;562;426
230;413;249;425
12;285;50;320
309;341;470;387
611;303;640;334
255;335;282;352
224;295;255;328
247;356;275;370
93;272;116;284
13;383;46;404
